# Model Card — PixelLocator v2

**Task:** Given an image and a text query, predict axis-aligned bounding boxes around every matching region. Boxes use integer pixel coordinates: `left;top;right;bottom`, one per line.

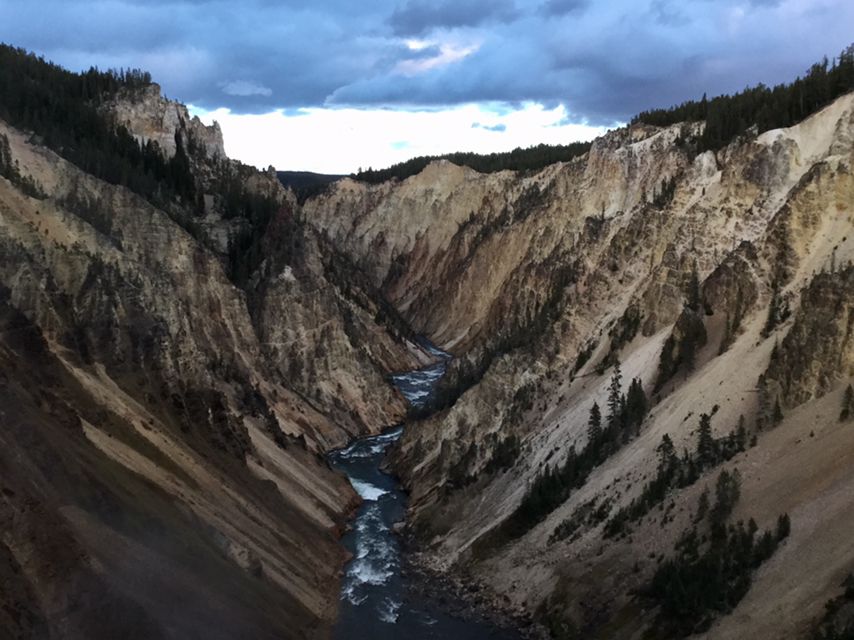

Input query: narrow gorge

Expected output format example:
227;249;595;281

1;43;854;640
329;341;520;638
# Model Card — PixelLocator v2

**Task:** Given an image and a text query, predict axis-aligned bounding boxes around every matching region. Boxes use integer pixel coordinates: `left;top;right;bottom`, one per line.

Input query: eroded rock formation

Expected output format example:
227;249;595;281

306;92;854;639
0;85;429;639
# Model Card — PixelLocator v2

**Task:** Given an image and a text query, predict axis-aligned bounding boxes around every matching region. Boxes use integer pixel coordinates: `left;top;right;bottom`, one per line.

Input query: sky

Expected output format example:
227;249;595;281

1;0;852;173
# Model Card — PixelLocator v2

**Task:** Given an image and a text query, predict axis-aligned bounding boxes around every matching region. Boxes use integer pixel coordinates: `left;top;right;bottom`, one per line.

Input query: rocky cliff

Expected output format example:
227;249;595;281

107;83;226;161
0;81;430;639
305;92;854;638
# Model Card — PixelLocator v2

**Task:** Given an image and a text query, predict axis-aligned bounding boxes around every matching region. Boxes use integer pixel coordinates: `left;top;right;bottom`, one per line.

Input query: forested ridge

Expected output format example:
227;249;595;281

0;44;283;285
351;141;592;184
0;44;196;205
351;44;854;185
5;41;851;197
634;44;854;151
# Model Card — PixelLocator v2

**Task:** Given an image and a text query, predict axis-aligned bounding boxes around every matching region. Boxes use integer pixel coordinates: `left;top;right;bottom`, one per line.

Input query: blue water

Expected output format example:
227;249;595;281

328;343;521;640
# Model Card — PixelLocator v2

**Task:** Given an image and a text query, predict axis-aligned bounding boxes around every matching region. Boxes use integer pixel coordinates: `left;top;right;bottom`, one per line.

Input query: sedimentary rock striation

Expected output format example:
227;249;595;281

305;92;854;639
0;85;428;639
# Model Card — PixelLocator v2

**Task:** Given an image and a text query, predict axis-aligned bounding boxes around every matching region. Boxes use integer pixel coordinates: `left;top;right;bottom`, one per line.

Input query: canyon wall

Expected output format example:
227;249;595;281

0;86;429;639
306;92;854;638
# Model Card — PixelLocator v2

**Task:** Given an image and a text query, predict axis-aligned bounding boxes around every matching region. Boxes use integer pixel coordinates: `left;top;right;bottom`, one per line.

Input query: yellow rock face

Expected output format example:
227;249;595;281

308;93;854;638
0;86;428;638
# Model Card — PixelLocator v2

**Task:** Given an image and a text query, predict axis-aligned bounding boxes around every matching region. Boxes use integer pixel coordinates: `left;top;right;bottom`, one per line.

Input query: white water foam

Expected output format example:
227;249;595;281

349;558;394;586
337;442;385;459
341;581;369;606
350;479;388;501
355;528;392;559
374;427;404;442
333;428;403;461
378;598;401;624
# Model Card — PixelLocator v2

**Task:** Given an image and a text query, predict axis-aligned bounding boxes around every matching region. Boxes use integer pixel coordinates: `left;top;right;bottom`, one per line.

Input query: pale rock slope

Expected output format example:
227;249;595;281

0;85;429;639
107;83;226;160
306;92;854;638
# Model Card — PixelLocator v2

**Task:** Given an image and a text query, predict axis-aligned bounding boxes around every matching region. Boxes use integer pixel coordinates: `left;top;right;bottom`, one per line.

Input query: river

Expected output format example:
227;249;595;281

328;342;522;639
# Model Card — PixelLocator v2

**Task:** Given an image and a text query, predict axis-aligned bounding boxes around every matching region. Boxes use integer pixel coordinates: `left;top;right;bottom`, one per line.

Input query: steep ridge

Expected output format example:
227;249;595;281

303;123;692;357
305;92;854;638
0;74;431;638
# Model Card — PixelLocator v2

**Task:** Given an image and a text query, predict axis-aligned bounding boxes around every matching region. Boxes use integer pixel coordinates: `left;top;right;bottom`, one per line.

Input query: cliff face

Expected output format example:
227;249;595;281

0;85;426;639
303;123;696;357
107;83;226;161
306;92;854;638
759;266;854;418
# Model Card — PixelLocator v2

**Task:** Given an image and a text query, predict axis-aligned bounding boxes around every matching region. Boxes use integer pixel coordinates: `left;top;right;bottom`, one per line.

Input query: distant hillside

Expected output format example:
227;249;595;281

633;43;854;151
277;170;345;203
350;141;592;184
276;170;345;189
349;43;853;187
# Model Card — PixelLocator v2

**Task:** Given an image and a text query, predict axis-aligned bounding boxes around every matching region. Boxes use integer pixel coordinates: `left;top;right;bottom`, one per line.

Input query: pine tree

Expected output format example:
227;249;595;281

696;413;717;468
625;377;648;435
607;361;624;430
710;469;741;530
776;513;791;541
735;415;747;452
694;487;710;523
656;434;677;475
587;402;602;445
772;398;784;425
655;334;679;391
840;384;854;422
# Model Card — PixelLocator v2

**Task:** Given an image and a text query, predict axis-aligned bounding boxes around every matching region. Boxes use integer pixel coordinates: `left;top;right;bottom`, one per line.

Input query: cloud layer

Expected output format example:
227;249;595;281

193;102;604;173
1;0;851;122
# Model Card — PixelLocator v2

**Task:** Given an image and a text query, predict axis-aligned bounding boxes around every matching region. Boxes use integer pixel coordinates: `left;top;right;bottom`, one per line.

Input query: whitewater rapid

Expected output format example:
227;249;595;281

328;342;520;639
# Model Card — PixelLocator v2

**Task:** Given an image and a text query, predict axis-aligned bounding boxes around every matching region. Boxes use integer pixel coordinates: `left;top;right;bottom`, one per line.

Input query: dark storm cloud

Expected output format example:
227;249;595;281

389;0;519;36
540;0;588;17
0;0;851;123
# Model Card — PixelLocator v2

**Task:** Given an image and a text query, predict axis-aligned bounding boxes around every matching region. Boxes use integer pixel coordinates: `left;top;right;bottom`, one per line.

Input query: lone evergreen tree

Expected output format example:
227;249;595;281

840;384;854;422
607;361;624;430
587;402;602;445
696;413;717;469
735;415;747;451
772;397;784;425
625;377;648;435
776;513;791;541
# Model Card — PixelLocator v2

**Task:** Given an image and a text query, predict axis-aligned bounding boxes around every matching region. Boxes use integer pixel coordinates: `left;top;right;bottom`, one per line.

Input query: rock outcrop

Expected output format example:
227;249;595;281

107;83;226;160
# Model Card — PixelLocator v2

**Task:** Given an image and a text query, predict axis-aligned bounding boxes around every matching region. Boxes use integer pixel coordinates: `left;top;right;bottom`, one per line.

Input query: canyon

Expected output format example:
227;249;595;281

304;91;854;638
1;49;853;640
